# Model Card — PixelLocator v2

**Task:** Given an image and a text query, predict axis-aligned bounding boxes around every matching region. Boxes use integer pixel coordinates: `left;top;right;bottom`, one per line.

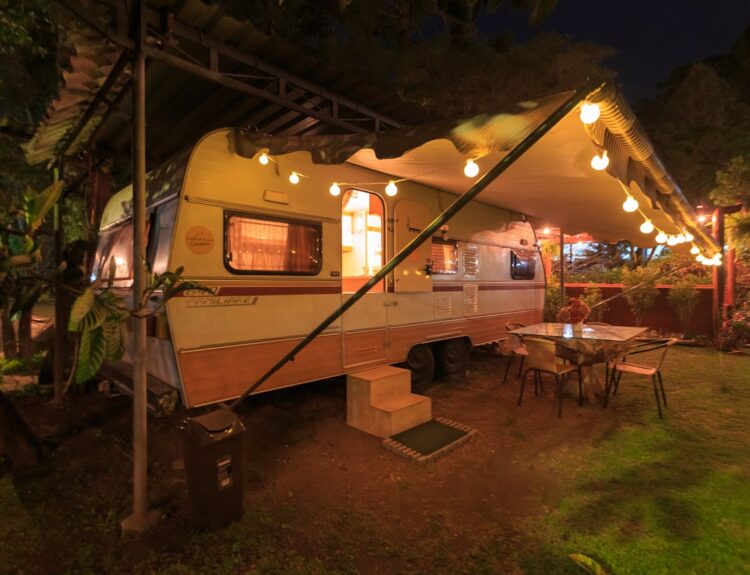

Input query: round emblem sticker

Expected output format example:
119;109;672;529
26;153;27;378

185;225;214;255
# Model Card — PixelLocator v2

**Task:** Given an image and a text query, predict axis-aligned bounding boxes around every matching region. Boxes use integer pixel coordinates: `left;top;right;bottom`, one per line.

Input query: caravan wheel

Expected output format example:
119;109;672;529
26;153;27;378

405;344;435;392
437;338;471;382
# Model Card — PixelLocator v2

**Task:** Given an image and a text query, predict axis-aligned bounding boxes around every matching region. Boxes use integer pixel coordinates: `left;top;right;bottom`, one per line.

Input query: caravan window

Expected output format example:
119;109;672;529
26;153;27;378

92;223;134;284
510;250;536;280
431;239;458;275
341;189;384;293
225;212;322;275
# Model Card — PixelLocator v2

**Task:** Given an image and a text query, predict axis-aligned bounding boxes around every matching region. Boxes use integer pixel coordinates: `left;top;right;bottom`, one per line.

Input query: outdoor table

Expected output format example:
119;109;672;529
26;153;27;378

507;323;648;403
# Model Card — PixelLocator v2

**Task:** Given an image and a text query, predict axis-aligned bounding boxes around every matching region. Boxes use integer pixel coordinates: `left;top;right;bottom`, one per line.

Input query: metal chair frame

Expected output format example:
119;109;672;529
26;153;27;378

502;322;528;385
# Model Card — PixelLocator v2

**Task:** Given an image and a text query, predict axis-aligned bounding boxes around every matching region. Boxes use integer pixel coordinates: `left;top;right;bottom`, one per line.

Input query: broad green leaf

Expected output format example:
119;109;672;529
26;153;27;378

78;298;108;332
569;554;609;575
75;325;106;384
29;181;62;232
68;287;95;330
102;319;125;361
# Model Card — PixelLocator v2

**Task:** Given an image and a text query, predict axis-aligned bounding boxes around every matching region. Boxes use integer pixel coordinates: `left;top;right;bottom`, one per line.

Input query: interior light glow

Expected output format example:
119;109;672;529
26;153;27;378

690;245;700;255
289;172;300;184
579;102;601;124
329;182;341;197
258;152;269;165
639;219;654;234
591;150;609;171
542;227;551;235
697;214;707;223
622;196;639;212
464;159;480;178
655;231;668;244
385;181;398;197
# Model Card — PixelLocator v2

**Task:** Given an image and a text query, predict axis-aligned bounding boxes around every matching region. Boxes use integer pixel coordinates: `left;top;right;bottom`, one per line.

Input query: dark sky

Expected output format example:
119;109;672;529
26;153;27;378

477;0;750;102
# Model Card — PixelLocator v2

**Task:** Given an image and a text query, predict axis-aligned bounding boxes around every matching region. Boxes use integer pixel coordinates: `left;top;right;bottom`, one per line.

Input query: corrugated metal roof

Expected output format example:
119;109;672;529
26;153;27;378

25;0;431;166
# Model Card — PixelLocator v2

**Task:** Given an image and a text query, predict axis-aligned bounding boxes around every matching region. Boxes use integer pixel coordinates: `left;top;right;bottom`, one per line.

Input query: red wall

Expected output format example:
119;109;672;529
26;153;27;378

565;283;714;337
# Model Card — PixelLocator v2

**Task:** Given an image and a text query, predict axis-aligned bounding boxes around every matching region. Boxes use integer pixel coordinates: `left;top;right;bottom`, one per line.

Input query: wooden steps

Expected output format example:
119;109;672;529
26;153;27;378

346;366;431;438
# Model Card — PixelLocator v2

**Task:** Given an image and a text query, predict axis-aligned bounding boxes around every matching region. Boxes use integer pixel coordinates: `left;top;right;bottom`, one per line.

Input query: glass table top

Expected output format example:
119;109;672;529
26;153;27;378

507;322;648;342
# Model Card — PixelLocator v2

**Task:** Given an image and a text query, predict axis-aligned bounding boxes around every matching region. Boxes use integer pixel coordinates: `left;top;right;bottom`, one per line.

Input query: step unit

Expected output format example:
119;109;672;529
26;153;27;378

347;365;432;438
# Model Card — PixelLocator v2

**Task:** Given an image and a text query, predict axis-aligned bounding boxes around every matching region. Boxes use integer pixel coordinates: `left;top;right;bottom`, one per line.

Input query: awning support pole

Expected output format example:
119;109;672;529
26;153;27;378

229;81;603;409
53;162;65;404
712;207;724;338
121;0;155;534
559;228;565;303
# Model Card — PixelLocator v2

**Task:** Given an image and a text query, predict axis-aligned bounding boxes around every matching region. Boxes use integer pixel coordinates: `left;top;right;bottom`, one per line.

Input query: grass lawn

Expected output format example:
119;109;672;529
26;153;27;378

0;346;748;574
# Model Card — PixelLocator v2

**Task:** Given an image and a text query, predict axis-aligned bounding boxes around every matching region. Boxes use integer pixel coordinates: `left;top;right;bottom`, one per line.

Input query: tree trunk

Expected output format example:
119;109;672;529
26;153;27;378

18;309;33;365
1;308;18;360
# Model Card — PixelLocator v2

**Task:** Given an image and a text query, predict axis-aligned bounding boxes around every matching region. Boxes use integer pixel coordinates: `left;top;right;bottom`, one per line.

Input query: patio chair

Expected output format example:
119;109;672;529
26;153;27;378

502;322;528;385
604;338;678;418
518;337;582;418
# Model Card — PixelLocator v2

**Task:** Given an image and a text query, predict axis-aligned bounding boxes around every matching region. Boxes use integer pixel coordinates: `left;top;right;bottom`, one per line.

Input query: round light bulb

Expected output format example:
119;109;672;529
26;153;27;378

542;227;551;235
696;254;705;263
655;231;668;244
713;258;722;266
675;234;686;244
329;182;341;197
579;102;601;125
385;181;398;197
639;219;654;234
690;245;700;255
464;159;480;178
289;172;300;185
666;235;678;246
697;214;707;223
591;150;609;171
684;231;694;242
715;252;723;259
258;152;269;165
622;196;639;213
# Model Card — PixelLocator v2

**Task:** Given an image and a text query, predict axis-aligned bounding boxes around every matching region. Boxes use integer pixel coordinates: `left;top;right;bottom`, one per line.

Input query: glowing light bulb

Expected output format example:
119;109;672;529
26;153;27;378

542;227;551;235
696;254;705;263
690;245;700;255
639;219;654;234
715;252;723;259
655;231;668;244
289;172;300;185
464;159;480;178
579;102;601;125
622;196;639;213
697;214;707;223
666;235;678;246
329;182;341;197
591;150;609;171
675;234;686;244
684;231;694;242
385;181;398;197
258;153;269;165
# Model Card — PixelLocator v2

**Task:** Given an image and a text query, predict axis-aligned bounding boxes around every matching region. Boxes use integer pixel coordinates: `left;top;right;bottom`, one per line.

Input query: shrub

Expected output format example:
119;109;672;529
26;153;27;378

621;267;659;326
581;285;608;322
668;277;700;336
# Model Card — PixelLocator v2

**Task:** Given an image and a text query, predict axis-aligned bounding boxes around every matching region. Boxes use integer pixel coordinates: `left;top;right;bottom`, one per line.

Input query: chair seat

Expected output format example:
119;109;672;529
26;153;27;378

613;361;657;376
538;363;578;376
514;346;528;355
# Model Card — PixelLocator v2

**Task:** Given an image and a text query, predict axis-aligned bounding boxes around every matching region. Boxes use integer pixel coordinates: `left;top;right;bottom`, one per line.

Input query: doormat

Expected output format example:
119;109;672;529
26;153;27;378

383;417;476;463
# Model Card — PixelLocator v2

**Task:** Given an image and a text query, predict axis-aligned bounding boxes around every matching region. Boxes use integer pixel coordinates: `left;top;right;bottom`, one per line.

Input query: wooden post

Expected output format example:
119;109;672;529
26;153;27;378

712;208;725;337
121;0;156;534
53;164;65;404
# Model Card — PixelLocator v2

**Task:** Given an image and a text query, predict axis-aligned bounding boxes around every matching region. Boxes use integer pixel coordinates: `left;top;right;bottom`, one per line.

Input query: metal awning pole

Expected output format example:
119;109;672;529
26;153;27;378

229;81;604;410
559;228;566;302
121;0;154;534
52;162;65;404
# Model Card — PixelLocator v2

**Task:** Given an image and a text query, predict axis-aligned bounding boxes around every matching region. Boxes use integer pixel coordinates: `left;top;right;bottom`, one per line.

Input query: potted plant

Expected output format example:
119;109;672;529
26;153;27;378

556;297;591;332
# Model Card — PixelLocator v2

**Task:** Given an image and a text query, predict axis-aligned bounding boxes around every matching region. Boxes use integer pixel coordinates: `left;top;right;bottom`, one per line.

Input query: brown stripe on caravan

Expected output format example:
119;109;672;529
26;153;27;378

177;308;542;407
433;282;545;292
217;285;340;296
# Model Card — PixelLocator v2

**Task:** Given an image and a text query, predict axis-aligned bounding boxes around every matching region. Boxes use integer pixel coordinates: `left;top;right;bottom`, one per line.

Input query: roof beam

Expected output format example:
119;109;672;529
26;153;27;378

57;0;402;136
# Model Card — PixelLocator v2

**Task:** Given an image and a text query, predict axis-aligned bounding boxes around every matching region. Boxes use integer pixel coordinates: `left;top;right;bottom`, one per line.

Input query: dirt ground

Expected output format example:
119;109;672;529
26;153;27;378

6;348;625;574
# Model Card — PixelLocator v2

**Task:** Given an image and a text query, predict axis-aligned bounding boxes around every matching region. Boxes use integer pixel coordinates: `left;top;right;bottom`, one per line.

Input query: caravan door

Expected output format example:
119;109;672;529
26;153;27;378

340;189;387;368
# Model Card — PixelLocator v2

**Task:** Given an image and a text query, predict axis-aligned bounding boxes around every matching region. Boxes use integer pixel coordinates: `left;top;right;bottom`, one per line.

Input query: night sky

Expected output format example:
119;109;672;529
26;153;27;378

477;0;750;102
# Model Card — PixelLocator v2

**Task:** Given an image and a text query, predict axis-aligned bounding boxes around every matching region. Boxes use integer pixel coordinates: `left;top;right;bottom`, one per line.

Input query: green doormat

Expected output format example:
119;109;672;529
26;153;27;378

383;417;476;463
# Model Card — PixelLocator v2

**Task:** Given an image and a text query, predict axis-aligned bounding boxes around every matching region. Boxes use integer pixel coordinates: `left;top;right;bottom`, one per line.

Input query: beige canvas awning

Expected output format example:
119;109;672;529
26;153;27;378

233;83;718;254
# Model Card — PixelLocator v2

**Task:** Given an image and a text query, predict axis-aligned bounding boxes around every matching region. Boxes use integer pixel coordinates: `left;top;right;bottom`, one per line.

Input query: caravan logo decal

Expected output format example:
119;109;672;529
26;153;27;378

185;225;214;255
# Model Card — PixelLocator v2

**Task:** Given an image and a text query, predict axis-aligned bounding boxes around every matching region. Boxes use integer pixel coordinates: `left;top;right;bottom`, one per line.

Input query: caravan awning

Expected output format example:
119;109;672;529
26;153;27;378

232;83;718;254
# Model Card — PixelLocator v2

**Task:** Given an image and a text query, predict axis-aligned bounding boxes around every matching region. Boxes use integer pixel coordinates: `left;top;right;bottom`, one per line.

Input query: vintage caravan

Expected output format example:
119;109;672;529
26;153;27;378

95;128;544;408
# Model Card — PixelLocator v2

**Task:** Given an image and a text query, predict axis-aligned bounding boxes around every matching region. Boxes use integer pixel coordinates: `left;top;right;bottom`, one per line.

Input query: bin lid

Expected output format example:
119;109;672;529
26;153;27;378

190;408;237;433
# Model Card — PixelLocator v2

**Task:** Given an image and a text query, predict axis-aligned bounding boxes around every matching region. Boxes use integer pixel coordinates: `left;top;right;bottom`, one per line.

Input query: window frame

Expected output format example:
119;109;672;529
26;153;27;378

510;249;536;280
223;210;323;276
430;237;459;275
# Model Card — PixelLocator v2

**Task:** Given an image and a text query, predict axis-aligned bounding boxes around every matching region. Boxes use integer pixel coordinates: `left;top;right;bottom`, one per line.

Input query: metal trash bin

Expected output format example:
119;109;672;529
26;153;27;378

182;408;245;529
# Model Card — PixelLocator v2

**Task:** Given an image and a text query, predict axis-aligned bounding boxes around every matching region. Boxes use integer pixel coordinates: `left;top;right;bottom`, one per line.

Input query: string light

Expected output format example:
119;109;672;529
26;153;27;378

258;152;270;165
591;150;609;171
655;231;668;244
329;182;341;197
666;235;678;246
684;231;694;242
622;196;639;213
639;219;654;234
464;159;480;178
675;233;686;244
385;181;398;197
289;172;300;185
696;254;705;263
579;102;601;125
690;245;700;255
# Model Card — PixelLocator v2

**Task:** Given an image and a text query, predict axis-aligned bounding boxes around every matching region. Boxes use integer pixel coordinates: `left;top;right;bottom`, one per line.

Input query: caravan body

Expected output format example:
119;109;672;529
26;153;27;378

95;129;544;407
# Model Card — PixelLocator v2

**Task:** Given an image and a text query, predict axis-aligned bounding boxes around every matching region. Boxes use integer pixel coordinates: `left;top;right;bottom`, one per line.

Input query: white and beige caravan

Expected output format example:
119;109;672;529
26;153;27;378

95;128;544;408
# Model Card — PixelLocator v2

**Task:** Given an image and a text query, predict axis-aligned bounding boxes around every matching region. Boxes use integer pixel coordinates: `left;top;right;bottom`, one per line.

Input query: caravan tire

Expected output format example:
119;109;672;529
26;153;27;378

405;344;435;392
437;338;471;383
